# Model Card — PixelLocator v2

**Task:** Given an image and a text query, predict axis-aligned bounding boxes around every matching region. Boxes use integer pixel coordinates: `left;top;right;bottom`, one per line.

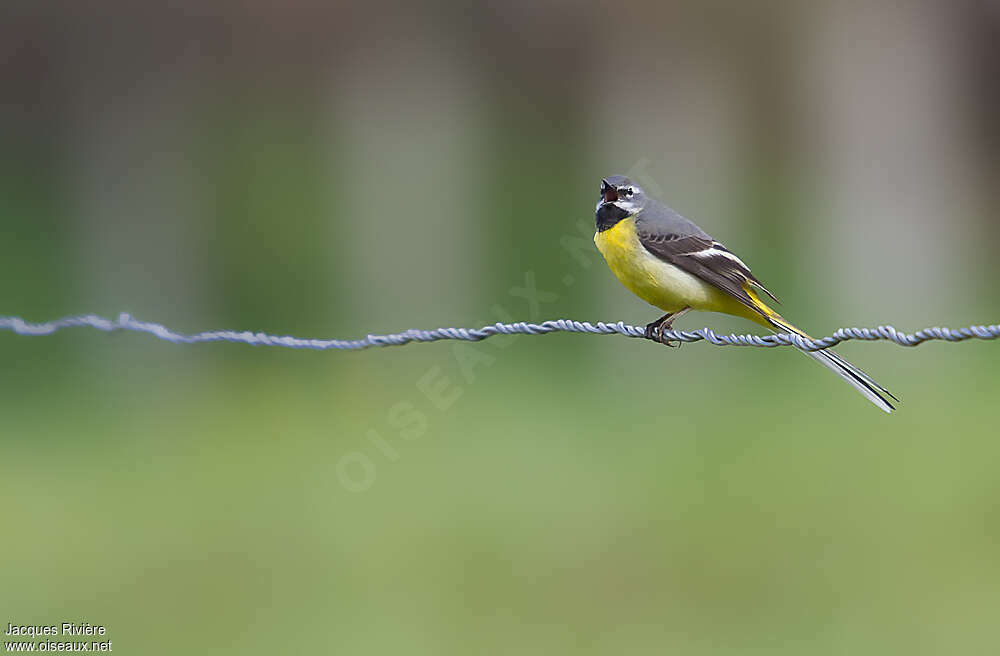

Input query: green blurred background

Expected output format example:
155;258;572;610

2;2;999;654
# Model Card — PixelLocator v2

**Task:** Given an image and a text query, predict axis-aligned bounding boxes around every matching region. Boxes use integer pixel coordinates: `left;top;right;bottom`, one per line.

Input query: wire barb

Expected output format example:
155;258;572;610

1;313;998;352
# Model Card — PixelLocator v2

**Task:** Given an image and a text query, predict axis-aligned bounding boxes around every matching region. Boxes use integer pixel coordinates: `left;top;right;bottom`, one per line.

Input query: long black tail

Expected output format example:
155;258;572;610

767;316;898;414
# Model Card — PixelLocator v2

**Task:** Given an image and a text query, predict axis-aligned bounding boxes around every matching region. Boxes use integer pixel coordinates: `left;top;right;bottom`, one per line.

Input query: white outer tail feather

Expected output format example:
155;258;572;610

767;318;896;413
801;348;895;413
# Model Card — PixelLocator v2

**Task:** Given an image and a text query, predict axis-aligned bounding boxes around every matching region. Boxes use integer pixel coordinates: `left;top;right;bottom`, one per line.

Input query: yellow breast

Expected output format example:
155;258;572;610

593;217;742;315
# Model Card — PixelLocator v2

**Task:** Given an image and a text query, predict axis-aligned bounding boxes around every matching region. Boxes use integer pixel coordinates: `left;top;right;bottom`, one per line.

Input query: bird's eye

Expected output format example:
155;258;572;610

626;187;634;196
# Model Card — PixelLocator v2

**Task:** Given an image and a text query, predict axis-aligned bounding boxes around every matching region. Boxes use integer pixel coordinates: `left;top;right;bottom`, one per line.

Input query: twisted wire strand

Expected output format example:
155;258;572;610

1;313;998;352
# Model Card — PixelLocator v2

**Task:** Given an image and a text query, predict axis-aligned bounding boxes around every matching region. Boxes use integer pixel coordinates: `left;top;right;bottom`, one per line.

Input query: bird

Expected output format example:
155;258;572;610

593;175;897;413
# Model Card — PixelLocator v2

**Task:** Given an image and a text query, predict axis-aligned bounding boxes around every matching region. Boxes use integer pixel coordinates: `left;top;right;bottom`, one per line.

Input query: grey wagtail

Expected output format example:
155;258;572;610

594;175;897;413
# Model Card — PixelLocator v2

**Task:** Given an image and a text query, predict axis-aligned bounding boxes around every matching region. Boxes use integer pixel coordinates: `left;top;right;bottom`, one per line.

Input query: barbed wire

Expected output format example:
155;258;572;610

1;313;998;352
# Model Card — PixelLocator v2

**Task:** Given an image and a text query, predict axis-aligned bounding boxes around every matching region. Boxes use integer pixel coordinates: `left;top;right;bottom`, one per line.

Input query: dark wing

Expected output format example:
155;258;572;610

636;229;780;317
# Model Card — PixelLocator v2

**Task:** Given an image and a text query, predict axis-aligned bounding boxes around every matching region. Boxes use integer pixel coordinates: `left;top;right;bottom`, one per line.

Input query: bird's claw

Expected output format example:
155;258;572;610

644;321;680;348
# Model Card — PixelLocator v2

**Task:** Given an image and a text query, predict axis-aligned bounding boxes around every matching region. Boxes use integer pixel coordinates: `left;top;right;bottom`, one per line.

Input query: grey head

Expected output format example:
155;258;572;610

595;174;710;239
596;175;647;225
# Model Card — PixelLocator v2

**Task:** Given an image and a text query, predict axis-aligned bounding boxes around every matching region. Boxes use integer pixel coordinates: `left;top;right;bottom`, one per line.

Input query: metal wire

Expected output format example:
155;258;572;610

1;312;998;352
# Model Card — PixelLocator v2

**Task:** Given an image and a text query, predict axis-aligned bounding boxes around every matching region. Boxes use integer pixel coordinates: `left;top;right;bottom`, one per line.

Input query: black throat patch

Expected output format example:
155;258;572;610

596;203;630;232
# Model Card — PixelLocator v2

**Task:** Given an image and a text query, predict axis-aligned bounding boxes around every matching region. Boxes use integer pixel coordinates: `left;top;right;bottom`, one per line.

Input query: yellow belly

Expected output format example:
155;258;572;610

594;217;758;320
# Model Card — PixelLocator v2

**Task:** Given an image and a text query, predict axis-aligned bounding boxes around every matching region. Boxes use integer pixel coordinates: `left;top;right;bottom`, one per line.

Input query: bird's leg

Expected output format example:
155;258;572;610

645;307;690;346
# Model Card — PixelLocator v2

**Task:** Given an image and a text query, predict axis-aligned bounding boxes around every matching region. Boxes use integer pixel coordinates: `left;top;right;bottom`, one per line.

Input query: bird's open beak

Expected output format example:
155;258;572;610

601;180;618;203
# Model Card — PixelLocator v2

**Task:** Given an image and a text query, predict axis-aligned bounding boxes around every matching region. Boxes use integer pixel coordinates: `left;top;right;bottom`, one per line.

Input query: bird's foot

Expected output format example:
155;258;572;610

644;317;680;347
